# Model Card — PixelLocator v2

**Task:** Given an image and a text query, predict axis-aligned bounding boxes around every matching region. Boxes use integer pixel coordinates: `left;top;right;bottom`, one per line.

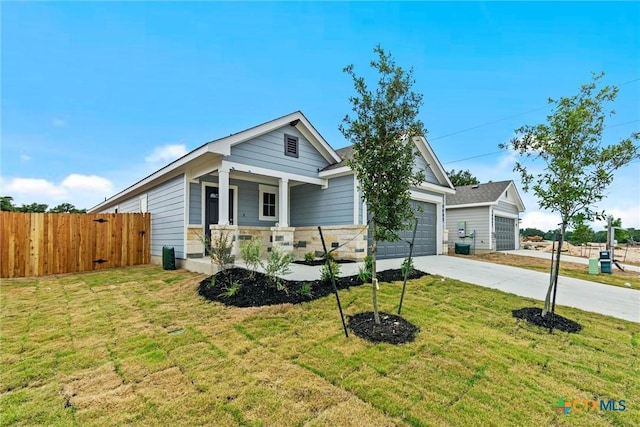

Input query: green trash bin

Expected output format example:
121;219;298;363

588;258;599;275
455;243;471;255
600;260;612;274
162;246;176;270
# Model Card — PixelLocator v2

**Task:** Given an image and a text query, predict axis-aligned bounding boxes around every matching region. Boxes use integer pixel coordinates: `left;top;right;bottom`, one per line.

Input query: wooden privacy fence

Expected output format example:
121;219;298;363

0;212;151;278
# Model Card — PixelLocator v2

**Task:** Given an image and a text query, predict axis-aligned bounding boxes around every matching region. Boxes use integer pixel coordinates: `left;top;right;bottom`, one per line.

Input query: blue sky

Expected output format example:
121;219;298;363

2;2;639;230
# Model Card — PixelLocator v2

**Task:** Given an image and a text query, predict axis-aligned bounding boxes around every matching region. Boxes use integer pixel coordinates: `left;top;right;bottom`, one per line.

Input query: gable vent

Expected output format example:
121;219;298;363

284;134;299;158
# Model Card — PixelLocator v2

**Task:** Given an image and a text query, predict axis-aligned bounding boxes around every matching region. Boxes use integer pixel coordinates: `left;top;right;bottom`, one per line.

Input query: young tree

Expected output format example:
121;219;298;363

503;73;639;317
339;46;426;324
447;169;480;187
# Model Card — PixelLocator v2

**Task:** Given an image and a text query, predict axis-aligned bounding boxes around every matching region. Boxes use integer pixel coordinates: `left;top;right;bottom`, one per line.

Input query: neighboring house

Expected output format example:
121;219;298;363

446;180;525;252
89;111;455;271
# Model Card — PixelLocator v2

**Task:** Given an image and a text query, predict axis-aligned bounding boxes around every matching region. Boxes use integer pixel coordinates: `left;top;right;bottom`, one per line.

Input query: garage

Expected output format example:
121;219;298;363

495;216;515;251
370;200;437;259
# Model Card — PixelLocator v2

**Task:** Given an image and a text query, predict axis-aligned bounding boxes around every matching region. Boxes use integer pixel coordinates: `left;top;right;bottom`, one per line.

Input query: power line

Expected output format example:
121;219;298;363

430;106;549;142
442;120;640;166
443;151;503;165
430;78;640;143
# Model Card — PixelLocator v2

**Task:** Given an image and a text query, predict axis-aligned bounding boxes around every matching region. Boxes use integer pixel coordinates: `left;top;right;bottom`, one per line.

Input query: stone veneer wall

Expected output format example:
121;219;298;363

186;224;369;261
292;225;368;261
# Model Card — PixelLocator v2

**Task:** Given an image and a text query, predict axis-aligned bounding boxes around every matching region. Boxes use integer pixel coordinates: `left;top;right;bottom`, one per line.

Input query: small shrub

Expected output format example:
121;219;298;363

207;231;235;272
364;255;373;271
320;259;341;283
240;238;262;276
261;248;293;292
358;255;373;282
220;282;241;299
304;252;315;263
401;257;415;277
358;265;372;283
300;282;313;299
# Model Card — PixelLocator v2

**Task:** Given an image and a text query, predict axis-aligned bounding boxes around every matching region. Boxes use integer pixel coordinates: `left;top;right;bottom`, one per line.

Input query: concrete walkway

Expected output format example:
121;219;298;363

286;255;640;323
505;249;640;273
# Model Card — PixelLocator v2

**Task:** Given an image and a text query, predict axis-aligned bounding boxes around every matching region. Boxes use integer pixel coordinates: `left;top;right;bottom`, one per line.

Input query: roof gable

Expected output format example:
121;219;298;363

447;180;525;211
207;111;341;164
89;111;341;212
320;137;455;192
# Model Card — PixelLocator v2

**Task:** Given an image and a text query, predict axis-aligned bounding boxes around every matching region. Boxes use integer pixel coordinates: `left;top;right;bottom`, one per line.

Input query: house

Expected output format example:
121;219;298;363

445;180;525;252
89;111;455;272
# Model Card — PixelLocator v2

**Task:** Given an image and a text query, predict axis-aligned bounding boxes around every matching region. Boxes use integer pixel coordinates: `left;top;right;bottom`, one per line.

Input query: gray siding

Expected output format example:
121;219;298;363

446;206;491;252
119;197;140;213
148;175;185;258
290;175;354;226
495;200;519;216
189;182;201;224
236;180;277;227
413;155;439;185
189;177;278;227
226;127;331;177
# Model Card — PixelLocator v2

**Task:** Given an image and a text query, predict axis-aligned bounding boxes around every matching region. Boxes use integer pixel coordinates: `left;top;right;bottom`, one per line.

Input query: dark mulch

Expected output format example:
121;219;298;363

512;307;582;333
348;311;419;344
198;267;428;308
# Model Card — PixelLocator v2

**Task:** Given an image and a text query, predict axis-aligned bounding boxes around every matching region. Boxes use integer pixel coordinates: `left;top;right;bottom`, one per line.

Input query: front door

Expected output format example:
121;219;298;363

205;186;234;239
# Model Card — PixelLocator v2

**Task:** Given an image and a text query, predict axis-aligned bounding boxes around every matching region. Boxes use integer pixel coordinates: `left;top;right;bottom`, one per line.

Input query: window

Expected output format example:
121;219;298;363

259;185;278;221
284;134;298;158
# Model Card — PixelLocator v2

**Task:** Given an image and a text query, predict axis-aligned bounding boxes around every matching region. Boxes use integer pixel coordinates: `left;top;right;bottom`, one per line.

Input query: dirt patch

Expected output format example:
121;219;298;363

528;241;640;266
512;307;582;333
198;268;428;308
348;312;419;344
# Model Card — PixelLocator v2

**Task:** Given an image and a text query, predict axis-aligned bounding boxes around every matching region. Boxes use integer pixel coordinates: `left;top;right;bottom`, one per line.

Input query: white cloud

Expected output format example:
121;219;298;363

2;174;114;210
5;177;68;200
20;154;31;161
52;118;67;127
144;144;188;164
61;174;113;193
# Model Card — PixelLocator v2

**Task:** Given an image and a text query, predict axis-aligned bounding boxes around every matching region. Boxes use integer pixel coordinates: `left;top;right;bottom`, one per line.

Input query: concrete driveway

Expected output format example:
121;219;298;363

288;255;640;323
505;249;640;273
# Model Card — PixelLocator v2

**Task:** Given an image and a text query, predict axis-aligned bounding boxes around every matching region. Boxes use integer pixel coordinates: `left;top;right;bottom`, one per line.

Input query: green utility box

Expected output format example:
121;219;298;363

588;258;599;275
600;260;612;274
162;246;176;270
455;243;471;255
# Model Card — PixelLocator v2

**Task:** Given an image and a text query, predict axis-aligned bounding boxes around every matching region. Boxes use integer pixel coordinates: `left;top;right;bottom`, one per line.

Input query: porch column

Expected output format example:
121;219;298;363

278;178;289;227
218;169;230;225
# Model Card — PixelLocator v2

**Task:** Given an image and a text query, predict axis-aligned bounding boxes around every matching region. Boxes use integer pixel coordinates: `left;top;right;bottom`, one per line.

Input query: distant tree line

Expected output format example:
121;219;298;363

1;196;86;213
520;219;639;245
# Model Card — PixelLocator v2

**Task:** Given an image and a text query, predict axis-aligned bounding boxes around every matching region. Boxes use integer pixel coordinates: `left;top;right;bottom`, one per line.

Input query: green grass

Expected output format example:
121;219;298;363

1;265;638;426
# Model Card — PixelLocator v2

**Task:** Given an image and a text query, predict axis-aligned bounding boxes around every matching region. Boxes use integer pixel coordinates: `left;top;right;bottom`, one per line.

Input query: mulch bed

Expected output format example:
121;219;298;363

198;267;426;345
348;312;419;344
512;307;582;333
198;267;429;307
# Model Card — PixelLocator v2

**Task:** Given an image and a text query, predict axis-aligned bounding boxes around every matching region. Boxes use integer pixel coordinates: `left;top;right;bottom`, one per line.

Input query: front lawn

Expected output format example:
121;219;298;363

1;265;638;426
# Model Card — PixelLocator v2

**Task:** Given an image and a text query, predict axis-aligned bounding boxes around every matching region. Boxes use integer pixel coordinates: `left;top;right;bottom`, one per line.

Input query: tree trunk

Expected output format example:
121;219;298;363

542;224;566;317
371;223;381;325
